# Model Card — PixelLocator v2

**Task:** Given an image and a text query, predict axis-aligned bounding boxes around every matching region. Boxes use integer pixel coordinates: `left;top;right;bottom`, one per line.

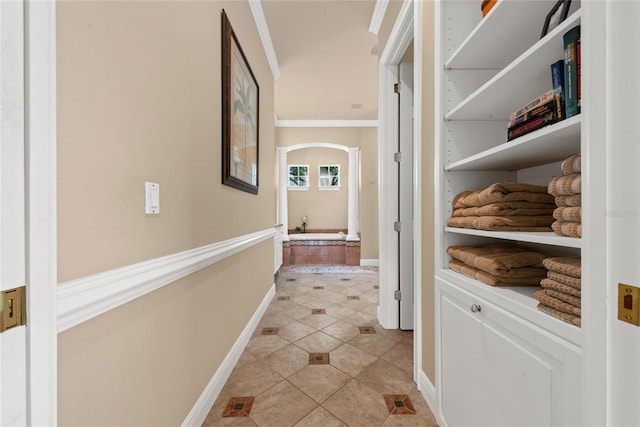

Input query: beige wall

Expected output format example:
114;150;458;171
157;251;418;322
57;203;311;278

276;127;378;260
377;1;436;383
57;1;276;424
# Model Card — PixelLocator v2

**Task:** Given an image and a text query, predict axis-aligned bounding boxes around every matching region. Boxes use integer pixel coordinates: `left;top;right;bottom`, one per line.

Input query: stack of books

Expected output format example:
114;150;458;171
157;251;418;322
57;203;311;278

507;25;581;142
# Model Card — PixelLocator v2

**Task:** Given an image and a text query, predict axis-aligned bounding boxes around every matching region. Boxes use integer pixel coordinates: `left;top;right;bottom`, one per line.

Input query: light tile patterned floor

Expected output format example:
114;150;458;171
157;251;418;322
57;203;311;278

203;266;438;427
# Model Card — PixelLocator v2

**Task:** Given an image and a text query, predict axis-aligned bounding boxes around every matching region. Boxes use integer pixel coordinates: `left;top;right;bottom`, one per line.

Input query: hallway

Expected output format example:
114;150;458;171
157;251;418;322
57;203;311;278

203;266;437;426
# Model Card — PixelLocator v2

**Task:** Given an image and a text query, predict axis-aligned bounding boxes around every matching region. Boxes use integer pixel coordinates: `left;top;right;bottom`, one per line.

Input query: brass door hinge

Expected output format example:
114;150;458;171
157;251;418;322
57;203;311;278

1;286;26;333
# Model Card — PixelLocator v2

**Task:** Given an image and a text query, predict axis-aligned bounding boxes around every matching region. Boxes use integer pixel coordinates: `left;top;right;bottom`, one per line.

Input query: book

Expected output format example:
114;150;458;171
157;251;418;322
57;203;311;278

509;89;555;122
577;39;581;111
508;96;558;128
563;25;581;118
507;95;563;141
551;59;565;116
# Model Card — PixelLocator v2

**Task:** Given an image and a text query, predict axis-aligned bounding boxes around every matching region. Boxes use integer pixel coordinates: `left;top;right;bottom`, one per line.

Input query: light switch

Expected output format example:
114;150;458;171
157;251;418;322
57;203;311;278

145;182;160;214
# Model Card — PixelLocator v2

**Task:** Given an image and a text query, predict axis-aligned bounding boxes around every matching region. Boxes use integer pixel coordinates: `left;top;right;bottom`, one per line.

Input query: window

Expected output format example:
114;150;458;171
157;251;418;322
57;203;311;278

318;165;340;189
288;165;309;189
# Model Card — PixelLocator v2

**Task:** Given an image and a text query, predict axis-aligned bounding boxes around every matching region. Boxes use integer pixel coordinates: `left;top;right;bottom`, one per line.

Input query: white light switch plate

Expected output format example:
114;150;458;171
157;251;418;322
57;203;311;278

145;182;159;214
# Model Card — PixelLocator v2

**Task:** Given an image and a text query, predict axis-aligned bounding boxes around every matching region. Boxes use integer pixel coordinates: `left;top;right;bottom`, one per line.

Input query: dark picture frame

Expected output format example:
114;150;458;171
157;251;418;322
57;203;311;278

540;0;572;39
222;10;259;194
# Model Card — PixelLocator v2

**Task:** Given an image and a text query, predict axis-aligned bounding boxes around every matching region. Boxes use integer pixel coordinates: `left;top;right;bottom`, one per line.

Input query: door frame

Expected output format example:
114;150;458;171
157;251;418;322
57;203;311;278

377;0;422;384
24;1;57;424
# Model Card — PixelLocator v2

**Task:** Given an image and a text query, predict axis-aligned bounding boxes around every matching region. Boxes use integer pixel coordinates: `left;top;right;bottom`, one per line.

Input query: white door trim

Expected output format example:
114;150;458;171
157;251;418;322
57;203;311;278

24;1;57;424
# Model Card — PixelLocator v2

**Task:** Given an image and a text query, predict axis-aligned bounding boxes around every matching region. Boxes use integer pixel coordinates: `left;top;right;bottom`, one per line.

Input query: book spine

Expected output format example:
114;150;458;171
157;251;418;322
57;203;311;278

577;39;581;112
508;97;556;128
563;26;581;118
509;89;555;121
507;109;559;141
551;59;565;116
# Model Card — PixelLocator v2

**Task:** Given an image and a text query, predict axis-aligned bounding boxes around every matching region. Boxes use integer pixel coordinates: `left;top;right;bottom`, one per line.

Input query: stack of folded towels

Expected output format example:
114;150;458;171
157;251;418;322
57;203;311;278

548;154;582;237
447;244;550;286
535;256;581;326
447;182;556;232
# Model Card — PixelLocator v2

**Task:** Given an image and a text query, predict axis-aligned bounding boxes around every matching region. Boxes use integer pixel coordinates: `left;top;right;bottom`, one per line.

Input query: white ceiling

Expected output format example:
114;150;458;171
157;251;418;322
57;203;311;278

261;0;379;121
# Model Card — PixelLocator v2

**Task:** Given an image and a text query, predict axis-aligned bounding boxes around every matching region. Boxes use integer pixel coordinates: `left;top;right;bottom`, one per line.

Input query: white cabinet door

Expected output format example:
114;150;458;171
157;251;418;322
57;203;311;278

438;279;581;427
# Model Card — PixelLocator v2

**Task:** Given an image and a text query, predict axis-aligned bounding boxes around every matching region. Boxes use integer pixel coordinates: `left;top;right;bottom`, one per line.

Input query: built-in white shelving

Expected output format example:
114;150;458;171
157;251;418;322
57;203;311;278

445;227;582;248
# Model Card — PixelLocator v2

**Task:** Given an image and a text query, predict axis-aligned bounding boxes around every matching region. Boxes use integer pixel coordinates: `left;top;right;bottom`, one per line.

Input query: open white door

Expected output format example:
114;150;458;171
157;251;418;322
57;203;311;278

1;1;28;423
398;62;414;330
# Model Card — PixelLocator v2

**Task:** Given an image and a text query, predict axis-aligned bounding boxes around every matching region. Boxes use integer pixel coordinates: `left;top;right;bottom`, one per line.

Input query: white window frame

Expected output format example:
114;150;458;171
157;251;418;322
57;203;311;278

318;164;340;191
287;164;310;191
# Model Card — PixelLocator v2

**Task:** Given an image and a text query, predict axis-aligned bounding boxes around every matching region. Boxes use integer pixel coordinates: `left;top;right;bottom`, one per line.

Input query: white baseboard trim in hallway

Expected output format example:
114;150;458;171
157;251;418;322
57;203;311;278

360;259;380;267
183;283;276;426
418;370;438;423
57;228;276;332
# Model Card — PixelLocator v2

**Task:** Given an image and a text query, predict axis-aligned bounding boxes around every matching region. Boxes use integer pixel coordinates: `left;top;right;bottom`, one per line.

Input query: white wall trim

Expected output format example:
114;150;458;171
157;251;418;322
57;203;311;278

57;228;277;332
182;283;276;426
360;259;380;267
368;0;390;35
25;1;58;424
419;370;445;427
248;0;280;80
285;142;351;153
275;119;378;128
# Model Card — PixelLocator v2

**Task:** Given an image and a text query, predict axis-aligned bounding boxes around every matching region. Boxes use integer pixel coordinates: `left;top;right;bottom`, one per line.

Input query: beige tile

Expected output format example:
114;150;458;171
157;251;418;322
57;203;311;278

258;313;292;328
321;321;361;342
223;361;283;398
298;296;330;310
381;342;414;377
288;365;351;403
249;380;317;426
339;299;373;312
373;325;412;342
330;343;378;377
294;406;347;427
244;335;290;358
342;311;378;327
278;321;317;343
355;359;416;395
298;313;338;330
348;333;397;357
322;380;390;427
295;331;343;353
262;344;309;378
381;414;438;427
285;303;315;321
324;305;357;320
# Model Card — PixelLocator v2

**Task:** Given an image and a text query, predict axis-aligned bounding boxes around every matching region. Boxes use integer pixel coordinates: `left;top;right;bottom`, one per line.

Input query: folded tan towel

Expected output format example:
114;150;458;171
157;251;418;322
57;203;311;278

548;174;582;196
447;244;549;277
453;183;555;208
551;220;582;237
553;207;582;222
541;278;582;297
545;289;581;308
450;260;545;286
538;303;581;327
561;154;581;176
555;194;582;207
543;256;581;278
548;271;581;289
535;290;582;316
448;216;554;232
452;204;555;217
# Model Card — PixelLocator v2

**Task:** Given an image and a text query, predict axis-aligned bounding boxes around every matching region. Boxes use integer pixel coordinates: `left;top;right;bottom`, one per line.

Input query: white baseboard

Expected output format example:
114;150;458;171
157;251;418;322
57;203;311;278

360;259;379;267
419;370;446;427
182;283;276;426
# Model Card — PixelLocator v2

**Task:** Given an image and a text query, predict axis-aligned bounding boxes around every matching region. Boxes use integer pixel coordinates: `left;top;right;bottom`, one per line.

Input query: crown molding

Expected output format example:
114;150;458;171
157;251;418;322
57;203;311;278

248;0;280;80
368;0;390;34
275;119;378;128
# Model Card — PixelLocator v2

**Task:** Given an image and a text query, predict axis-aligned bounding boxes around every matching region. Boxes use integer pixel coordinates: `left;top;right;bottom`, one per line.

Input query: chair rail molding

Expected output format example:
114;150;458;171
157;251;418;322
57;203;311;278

57;228;277;332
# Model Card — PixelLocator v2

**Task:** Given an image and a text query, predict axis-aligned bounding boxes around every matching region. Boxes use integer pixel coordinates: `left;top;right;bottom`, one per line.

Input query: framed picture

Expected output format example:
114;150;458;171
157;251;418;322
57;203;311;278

540;0;572;39
222;10;259;194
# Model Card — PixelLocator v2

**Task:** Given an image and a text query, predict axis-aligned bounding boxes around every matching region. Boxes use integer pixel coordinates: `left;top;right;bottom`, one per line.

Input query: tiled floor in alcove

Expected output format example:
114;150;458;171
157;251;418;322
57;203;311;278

203;265;438;427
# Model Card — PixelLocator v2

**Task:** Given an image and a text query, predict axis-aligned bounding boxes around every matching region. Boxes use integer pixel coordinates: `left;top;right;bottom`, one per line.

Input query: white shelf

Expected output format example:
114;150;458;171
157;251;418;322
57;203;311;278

445;227;582;248
446;0;561;70
439;268;581;345
445;10;581;121
446;115;581;171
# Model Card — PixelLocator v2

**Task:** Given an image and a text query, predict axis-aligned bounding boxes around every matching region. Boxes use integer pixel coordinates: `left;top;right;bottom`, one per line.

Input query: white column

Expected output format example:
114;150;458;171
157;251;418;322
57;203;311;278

277;147;289;240
347;147;360;241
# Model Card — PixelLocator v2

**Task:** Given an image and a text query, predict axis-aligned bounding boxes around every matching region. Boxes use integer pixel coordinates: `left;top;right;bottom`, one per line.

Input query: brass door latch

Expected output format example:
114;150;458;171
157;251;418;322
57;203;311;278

0;286;26;332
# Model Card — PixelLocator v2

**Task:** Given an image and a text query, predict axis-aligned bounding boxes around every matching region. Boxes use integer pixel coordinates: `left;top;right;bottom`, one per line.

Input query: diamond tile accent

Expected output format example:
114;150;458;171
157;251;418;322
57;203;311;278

222;396;255;417
261;327;279;335
374;285;379;289
358;326;376;334
277;296;290;301
347;295;360;300
384;394;416;415
313;286;325;289
341;278;351;281
312;308;326;315
286;278;297;282
309;352;330;365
